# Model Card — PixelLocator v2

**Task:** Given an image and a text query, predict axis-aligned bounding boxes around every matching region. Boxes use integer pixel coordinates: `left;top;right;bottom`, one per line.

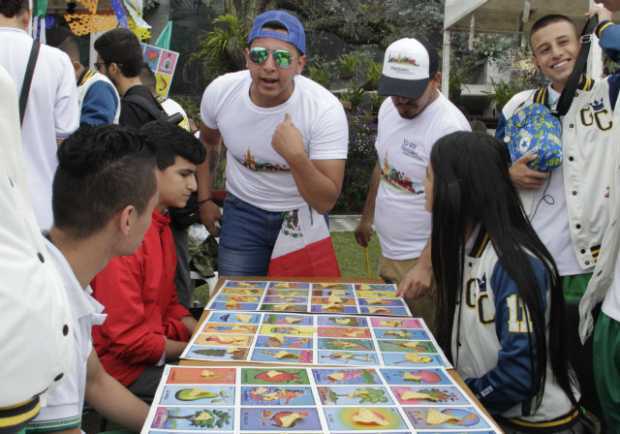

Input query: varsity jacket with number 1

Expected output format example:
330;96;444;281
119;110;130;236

454;230;577;428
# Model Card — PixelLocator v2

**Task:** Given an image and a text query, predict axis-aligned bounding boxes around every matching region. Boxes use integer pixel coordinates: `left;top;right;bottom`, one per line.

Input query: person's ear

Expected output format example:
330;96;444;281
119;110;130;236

72;60;84;77
296;54;306;74
118;205;136;237
532;53;541;71
20;8;31;30
244;47;251;68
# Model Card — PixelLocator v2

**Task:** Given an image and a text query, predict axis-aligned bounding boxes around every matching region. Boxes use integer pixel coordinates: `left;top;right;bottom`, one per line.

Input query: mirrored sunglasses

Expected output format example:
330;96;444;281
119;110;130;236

249;47;293;69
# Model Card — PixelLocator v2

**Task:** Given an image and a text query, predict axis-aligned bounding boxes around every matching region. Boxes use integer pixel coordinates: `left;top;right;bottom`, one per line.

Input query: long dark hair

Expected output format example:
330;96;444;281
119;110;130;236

430;131;576;406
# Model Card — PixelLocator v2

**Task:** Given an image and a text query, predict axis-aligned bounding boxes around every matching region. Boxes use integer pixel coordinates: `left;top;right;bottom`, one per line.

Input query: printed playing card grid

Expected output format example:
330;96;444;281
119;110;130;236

181;311;451;369
143;365;502;433
205;280;413;317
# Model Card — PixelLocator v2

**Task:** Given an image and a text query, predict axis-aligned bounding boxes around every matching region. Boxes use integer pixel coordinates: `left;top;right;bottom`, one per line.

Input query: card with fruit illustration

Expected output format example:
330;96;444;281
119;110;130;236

373;328;429;340
161;385;235;405
254;335;312;349
185;345;249;362
240;386;315;406
151;407;234;431
209;312;260;324
240;407;322;431
317;350;379;366
391;385;468;405
317;315;367;327
312;368;382;385
167;367;236;385
317;385;394;405
241;368;310;385
377;339;438;354
404;406;492;429
262;313;313;326
194;334;253;347
323;407;408;430
210;301;260;311
142;366;503;434
382;352;446;367
251;348;314;364
318;338;375;352
205;280;413;317
379;368;452;386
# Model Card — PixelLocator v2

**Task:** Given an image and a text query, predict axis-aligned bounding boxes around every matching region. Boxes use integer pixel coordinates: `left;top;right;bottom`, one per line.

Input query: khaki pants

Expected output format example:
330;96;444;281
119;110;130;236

379;255;436;334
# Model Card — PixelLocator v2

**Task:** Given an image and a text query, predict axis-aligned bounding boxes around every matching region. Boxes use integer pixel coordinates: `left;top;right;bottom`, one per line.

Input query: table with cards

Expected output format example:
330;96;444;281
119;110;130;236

140;277;503;434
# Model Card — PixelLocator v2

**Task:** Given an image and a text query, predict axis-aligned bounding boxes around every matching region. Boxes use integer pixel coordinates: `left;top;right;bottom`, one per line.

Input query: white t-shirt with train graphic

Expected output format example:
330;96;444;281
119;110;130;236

200;70;348;212
374;93;470;259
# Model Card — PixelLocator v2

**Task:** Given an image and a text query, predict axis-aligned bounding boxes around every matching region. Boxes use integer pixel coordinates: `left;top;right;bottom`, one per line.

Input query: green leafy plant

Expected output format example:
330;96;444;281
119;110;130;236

192;14;248;82
307;64;331;88
338;53;361;79
339;86;365;112
362;61;382;91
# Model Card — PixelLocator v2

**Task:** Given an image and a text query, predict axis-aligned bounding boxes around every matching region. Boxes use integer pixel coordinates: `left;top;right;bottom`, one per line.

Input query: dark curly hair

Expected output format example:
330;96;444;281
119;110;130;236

94;28;144;77
140;120;206;170
52;125;157;238
0;0;29;18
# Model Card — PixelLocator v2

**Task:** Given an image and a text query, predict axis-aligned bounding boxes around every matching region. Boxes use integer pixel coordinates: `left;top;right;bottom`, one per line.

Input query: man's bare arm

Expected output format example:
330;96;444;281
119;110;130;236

197;124;223;235
397;239;433;298
85;351;148;432
272;114;345;213
354;163;380;247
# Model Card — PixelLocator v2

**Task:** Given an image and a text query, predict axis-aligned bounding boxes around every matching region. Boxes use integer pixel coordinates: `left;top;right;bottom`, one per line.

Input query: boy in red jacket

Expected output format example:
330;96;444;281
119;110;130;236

92;121;206;397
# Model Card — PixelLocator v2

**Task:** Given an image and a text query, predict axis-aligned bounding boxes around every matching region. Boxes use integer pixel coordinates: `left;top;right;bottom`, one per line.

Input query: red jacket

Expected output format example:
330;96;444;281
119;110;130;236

91;210;191;386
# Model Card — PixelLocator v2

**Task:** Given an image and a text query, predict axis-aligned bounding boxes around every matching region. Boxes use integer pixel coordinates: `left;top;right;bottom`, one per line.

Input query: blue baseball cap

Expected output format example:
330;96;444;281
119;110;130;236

247;10;306;54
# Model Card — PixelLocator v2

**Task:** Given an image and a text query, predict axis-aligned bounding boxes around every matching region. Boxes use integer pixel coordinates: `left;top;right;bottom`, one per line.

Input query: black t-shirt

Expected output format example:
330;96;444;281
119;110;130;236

119;85;165;129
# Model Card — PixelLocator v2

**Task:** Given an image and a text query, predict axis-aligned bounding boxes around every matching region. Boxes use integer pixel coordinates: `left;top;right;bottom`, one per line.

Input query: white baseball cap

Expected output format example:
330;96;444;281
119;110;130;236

378;38;439;99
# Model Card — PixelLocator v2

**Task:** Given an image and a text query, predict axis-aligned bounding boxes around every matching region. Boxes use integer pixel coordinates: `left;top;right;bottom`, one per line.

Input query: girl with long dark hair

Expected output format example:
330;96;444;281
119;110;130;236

427;131;589;432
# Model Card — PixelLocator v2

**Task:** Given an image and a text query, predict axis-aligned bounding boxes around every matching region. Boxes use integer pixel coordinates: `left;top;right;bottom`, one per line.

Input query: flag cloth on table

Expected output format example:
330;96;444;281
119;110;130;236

268;206;341;277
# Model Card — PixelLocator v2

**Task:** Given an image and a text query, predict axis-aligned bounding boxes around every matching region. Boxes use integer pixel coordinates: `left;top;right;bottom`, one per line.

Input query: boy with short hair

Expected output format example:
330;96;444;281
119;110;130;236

94;28;164;129
92;121;205;397
497;11;620;425
26;124;157;433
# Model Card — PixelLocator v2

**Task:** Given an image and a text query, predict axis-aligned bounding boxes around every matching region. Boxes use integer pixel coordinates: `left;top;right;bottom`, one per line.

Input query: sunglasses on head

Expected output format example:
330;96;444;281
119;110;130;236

249;47;293;69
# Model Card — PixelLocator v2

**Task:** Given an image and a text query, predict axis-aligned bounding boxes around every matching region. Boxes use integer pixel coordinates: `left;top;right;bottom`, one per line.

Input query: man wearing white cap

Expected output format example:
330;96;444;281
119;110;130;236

355;38;470;330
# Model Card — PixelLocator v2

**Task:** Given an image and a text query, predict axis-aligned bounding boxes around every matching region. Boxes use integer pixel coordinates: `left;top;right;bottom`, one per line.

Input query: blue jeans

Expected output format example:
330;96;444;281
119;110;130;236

218;194;283;276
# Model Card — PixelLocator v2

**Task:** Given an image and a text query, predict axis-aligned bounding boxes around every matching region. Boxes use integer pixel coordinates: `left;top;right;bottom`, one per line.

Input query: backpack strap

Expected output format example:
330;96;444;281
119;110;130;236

555;16;599;116
123;93;167;121
19;40;40;125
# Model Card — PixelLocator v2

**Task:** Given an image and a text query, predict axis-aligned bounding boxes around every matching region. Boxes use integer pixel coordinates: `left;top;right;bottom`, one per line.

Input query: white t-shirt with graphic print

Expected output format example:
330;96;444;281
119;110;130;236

200;70;348;211
374;94;470;259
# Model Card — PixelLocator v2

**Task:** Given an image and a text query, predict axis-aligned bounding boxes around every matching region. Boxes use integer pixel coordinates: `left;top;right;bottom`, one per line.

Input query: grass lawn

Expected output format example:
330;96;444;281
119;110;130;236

331;231;381;279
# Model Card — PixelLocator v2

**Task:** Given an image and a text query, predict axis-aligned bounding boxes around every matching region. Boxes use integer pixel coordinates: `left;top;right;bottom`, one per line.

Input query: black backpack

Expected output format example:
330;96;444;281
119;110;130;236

124;93;197;229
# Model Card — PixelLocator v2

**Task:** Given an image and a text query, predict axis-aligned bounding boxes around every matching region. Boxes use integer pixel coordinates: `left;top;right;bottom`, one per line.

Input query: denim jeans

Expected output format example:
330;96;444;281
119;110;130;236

218;194;284;276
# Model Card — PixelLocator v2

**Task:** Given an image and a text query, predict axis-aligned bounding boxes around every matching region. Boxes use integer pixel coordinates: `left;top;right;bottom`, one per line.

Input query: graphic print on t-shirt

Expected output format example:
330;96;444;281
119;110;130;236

401;137;425;162
380;151;423;195
237;149;290;172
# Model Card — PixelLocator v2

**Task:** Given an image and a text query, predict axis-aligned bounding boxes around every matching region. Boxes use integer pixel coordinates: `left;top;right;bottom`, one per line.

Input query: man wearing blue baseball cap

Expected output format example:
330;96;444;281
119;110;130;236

197;10;348;276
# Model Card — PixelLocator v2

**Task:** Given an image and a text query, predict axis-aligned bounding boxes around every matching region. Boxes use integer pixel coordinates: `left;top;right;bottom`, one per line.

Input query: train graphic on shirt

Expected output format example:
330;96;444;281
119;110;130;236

237;149;290;172
380;153;421;194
